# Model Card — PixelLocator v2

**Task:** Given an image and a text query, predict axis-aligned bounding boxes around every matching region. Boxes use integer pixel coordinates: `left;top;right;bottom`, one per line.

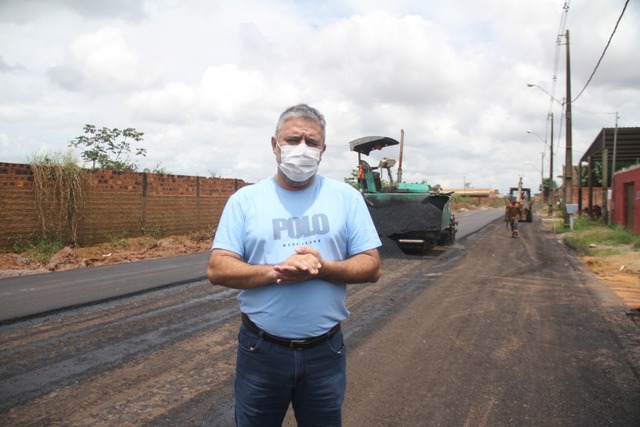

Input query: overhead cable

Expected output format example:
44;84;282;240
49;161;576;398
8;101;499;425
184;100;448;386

572;0;630;103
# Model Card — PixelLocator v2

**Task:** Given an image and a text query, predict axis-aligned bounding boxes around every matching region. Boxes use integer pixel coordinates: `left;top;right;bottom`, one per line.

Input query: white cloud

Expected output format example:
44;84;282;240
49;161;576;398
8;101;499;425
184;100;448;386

0;105;34;122
48;27;156;93
128;82;196;123
198;65;270;121
0;0;638;194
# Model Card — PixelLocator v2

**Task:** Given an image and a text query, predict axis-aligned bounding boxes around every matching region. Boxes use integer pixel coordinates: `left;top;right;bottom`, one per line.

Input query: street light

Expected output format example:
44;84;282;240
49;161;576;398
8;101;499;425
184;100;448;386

527;83;564;106
525;160;543;178
526;130;545;200
526;114;555;217
526;129;545;144
524;153;545;206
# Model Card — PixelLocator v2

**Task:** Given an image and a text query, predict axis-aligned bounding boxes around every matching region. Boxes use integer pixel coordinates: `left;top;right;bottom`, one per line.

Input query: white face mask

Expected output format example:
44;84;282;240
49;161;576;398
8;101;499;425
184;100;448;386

276;141;322;182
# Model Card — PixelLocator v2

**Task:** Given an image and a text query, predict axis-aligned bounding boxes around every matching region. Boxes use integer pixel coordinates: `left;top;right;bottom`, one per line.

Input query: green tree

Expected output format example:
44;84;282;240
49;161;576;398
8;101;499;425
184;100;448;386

578;163;603;187
344;168;359;189
540;177;558;199
69;124;146;172
581;160;637;187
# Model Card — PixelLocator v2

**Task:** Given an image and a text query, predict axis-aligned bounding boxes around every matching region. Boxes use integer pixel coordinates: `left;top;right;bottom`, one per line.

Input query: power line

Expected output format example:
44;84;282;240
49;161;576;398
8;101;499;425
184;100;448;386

572;0;630;103
538;2;571;148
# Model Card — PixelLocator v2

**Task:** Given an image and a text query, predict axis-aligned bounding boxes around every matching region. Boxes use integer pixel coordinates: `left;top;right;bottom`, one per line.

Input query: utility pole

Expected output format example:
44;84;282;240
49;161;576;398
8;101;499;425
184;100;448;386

397;129;404;184
564;29;573;206
608;113;619;225
540;151;545;204
548;112;554;217
611;112;619;187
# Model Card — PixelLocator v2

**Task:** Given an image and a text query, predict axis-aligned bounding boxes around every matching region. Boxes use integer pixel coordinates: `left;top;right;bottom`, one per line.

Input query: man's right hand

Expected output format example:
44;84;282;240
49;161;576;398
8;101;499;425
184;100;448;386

273;247;322;284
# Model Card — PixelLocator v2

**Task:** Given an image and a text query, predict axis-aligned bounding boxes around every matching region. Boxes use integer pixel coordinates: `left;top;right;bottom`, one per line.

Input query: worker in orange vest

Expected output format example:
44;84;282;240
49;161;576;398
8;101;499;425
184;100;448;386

506;198;522;238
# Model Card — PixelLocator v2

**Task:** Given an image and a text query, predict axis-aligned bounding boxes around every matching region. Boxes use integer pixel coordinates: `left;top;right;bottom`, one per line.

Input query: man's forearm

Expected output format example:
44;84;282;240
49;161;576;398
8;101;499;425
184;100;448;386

208;251;277;289
321;250;381;284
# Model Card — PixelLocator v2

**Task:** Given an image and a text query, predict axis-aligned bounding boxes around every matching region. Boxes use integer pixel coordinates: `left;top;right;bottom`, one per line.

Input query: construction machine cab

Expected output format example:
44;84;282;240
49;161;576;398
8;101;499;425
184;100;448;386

352;136;399;193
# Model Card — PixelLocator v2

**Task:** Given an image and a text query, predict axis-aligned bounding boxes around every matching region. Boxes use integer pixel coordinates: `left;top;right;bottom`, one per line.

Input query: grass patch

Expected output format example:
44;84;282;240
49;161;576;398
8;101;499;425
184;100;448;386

559;217;640;256
189;226;216;243
11;234;66;264
146;225;164;240
29;150;87;246
100;234;157;253
102;232;132;250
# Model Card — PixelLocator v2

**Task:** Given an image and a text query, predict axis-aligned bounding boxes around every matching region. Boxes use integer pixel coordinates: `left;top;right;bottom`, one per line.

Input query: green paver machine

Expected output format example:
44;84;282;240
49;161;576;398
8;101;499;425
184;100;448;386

349;131;457;252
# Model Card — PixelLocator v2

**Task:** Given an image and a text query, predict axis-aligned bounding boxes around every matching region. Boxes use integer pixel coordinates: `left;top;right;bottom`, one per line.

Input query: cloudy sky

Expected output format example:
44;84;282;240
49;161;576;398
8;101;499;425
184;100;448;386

1;0;638;194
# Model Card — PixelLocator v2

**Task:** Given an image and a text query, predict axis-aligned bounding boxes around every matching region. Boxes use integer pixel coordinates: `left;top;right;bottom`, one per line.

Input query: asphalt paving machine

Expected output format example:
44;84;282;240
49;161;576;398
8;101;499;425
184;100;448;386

350;131;457;252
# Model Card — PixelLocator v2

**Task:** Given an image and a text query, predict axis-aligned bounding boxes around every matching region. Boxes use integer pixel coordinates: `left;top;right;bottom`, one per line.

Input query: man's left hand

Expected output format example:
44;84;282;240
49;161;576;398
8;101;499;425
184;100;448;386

273;246;324;284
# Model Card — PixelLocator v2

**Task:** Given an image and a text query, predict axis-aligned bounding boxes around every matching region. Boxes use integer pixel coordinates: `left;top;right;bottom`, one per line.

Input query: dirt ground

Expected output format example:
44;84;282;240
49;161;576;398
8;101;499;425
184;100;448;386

0;235;212;278
581;252;640;310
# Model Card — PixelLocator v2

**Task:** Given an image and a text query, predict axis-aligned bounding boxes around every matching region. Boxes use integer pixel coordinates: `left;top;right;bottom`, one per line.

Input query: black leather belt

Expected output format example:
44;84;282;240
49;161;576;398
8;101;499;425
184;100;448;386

241;313;340;350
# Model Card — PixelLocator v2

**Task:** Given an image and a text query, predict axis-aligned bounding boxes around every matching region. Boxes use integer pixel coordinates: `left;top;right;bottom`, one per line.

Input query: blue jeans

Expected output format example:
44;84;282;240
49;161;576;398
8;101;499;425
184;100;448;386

235;323;347;427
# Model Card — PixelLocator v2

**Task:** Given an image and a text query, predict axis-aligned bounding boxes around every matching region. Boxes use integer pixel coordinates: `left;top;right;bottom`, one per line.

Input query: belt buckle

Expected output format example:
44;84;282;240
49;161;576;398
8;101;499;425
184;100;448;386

289;339;309;349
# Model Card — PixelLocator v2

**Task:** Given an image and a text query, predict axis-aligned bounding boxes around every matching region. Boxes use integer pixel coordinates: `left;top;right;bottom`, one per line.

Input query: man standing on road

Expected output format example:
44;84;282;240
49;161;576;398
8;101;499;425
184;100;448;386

208;104;382;426
507;198;522;238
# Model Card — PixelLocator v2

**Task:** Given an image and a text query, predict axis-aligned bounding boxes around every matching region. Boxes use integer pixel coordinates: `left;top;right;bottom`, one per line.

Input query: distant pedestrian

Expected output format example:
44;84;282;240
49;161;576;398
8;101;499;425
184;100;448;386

506;198;522;238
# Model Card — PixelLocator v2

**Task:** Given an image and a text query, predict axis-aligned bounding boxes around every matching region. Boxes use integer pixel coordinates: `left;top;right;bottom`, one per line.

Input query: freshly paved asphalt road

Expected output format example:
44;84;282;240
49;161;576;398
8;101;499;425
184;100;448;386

0;209;502;323
1;208;639;426
0;253;209;323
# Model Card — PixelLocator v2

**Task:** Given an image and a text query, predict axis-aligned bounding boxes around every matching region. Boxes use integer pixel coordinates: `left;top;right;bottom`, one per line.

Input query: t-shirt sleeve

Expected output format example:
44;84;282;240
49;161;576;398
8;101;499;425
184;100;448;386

346;191;382;257
211;194;245;257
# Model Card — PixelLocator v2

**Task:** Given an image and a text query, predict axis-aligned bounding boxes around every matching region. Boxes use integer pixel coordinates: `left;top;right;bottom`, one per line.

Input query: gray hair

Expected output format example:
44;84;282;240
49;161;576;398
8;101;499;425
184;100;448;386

275;104;326;140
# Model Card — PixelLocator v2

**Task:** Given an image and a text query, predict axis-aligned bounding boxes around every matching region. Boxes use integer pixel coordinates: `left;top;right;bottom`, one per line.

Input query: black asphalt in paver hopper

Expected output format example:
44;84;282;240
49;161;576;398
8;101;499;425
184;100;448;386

350;133;457;253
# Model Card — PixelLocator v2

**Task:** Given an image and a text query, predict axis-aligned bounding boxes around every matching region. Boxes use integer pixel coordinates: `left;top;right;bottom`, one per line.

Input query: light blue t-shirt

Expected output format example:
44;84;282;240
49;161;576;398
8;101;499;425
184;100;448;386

212;175;381;337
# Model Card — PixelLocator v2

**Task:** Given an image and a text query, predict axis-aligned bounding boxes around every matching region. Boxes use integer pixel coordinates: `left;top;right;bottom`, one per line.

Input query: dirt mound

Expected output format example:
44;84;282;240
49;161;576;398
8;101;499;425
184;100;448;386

0;235;212;278
584;253;640;285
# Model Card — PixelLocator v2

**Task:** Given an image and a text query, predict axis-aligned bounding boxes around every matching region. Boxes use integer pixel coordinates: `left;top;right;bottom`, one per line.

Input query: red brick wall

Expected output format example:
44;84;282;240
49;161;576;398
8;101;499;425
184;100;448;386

0;163;248;250
0;164;40;247
574;186;606;210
